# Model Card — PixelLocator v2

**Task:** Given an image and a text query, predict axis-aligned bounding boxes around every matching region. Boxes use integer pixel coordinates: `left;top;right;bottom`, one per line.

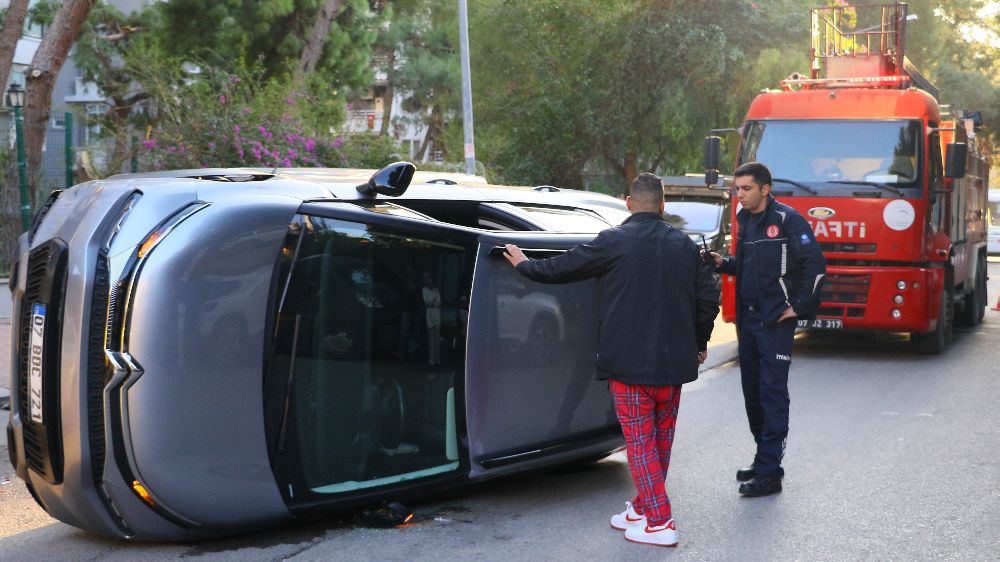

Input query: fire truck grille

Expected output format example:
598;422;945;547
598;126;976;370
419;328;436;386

819;242;876;253
820;274;870;305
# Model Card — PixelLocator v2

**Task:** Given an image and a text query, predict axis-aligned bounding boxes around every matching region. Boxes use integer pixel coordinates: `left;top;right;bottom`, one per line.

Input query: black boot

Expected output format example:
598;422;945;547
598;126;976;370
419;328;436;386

736;466;755;482
739;474;782;497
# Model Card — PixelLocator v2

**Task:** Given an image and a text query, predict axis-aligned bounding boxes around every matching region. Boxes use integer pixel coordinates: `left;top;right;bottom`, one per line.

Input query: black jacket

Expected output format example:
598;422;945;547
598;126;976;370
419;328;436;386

515;212;720;386
718;196;826;326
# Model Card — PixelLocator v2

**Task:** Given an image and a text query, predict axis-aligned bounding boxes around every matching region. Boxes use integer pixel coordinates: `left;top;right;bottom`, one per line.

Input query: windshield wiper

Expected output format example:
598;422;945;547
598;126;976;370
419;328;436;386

772;178;818;195
827;180;904;197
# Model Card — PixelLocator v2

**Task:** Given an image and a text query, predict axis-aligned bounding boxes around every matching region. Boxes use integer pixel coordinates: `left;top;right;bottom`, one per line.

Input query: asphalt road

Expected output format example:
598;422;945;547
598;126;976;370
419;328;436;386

1;263;999;560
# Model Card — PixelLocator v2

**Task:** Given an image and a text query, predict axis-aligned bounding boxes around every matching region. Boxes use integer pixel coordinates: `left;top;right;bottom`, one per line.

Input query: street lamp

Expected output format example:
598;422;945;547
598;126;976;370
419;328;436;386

6;83;31;232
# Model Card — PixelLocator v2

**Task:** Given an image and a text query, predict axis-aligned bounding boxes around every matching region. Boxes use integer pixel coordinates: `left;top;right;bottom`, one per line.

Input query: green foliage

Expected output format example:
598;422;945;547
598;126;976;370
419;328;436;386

315;131;403;168
130;53;399;170
471;0;770;189
374;0;462;160
132;55;319;169
155;0;383;92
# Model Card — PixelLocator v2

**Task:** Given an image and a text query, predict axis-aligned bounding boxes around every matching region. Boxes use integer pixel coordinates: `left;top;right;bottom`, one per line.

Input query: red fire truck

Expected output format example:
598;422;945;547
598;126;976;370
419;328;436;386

704;2;990;353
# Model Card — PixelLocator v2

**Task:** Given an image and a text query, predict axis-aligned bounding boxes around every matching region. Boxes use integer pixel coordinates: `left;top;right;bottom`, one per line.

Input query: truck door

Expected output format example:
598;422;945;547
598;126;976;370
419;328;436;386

465;232;621;478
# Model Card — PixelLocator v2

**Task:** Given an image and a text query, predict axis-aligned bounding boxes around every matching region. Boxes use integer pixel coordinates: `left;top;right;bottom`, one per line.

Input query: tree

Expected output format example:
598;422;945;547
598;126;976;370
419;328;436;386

69;2;158;177
23;0;96;202
0;0;29;95
294;0;345;89
471;0;764;191
157;0;382;96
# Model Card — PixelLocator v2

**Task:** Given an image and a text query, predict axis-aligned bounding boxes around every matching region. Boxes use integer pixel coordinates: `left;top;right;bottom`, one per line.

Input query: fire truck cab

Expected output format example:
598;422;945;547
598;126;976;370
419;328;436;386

704;2;990;353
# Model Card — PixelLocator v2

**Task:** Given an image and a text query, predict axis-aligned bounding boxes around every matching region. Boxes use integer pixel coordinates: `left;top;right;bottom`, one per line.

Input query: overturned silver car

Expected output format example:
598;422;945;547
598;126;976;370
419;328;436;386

6;163;628;540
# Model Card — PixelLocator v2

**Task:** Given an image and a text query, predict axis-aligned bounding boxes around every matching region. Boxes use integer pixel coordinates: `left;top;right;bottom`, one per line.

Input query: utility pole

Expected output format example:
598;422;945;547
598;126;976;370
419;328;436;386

458;0;476;175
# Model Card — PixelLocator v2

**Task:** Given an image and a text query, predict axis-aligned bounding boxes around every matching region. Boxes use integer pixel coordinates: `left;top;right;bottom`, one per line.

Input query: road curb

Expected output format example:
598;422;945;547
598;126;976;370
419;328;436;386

700;340;738;372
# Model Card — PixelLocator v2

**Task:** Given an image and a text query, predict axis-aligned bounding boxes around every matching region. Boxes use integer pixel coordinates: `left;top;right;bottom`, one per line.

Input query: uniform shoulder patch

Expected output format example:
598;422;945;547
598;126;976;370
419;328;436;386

800;233;811;244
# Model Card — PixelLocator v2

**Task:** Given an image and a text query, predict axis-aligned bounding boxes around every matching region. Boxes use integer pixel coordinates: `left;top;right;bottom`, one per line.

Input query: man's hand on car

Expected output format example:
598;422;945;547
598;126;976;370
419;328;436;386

503;244;528;267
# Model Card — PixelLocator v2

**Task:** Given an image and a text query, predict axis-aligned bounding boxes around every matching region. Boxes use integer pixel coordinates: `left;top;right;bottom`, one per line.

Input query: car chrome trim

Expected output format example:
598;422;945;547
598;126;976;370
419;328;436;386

116;202;210;352
478;428;623;469
104;350;200;529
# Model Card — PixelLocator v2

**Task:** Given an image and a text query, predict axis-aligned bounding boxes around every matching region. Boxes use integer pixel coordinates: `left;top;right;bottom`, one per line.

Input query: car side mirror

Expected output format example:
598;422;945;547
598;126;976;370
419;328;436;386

357;161;416;197
944;143;966;180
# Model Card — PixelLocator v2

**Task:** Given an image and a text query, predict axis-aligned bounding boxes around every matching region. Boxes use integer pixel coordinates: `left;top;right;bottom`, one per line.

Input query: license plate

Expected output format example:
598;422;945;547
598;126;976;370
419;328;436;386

797;318;843;330
28;303;46;424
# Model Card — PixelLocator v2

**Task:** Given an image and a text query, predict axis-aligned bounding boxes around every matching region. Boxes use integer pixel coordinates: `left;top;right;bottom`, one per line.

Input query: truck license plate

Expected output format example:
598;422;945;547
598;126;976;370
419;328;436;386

797;318;843;330
29;303;46;424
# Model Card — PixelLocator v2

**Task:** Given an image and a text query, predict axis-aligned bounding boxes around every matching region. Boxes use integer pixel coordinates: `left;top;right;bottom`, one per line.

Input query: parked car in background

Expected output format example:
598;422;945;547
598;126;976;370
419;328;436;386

988;225;1000;256
660;175;731;257
6;163;626;540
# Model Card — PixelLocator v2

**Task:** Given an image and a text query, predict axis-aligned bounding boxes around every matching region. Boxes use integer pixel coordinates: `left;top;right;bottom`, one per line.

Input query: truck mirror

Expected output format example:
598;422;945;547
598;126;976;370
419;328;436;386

944;143;967;180
705;169;720;187
704;136;722;187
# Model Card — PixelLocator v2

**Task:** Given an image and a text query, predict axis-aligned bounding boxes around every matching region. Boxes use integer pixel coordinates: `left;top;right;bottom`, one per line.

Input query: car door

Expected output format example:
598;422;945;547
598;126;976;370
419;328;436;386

266;201;482;509
465;231;621;478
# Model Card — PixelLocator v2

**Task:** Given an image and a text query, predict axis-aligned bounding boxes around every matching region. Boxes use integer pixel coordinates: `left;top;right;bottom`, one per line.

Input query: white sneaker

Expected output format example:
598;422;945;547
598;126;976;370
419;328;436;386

624;519;678;547
610;501;646;531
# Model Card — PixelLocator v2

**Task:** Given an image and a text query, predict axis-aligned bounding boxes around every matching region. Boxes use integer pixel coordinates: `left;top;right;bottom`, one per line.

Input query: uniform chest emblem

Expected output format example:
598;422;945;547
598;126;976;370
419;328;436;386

766;225;779;238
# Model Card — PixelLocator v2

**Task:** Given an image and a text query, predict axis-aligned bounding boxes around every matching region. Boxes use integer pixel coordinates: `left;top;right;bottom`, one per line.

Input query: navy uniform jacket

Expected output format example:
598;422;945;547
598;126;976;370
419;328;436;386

719;196;826;326
515;212;720;386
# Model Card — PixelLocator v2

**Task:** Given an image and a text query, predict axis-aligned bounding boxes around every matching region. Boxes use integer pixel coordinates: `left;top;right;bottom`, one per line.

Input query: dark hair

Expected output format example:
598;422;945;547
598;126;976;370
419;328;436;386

733;162;772;188
630;172;664;208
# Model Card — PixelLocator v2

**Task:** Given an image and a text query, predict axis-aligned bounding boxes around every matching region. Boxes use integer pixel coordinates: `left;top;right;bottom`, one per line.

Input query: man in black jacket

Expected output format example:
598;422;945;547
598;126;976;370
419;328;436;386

503;173;719;548
706;161;826;497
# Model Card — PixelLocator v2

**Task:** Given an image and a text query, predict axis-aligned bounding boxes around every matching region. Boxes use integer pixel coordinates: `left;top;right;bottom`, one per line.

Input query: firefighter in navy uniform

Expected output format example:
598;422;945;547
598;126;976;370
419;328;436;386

706;162;826;497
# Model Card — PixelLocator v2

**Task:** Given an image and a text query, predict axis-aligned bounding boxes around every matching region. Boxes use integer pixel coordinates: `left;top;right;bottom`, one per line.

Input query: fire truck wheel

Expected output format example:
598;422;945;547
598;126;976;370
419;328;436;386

912;284;954;354
958;254;987;327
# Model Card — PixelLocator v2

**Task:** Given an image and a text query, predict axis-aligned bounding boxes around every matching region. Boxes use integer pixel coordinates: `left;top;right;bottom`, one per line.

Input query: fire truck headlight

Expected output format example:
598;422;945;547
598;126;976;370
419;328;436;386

893;294;904;304
896;280;907;290
891;309;902;319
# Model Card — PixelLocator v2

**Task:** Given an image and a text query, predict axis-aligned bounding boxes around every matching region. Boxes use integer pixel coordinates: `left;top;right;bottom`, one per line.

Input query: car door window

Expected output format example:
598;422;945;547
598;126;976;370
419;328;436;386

266;212;473;504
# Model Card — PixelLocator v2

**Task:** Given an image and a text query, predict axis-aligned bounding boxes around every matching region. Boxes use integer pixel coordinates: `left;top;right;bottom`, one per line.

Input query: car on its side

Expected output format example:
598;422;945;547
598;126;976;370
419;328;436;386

6;163;626;540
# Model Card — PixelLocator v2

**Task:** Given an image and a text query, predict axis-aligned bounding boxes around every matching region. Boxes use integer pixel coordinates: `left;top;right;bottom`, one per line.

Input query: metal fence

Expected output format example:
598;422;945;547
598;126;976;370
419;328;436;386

0;111;87;276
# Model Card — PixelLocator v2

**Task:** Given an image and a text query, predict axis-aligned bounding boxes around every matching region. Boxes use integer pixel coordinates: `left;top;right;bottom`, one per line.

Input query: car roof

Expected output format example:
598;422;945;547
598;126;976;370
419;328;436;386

109;166;626;210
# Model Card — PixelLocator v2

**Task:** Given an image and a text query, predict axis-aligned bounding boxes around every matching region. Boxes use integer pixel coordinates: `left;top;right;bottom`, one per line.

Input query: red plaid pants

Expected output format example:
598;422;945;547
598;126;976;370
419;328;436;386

610;379;681;527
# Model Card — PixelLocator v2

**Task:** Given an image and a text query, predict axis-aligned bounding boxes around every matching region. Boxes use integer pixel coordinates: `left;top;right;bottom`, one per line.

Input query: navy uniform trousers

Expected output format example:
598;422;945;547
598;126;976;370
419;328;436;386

737;307;796;478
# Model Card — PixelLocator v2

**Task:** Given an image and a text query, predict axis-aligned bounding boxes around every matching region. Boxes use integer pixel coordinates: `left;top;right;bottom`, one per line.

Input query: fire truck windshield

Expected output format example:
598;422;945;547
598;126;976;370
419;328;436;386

741;120;923;195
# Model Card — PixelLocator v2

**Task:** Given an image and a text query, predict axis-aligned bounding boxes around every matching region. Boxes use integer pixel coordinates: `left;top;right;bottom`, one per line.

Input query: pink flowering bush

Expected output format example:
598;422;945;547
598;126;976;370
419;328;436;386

135;59;400;171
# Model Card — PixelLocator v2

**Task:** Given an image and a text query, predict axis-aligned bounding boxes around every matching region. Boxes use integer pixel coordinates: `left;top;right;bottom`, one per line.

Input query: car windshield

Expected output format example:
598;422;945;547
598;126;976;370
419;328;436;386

742;120;923;193
265;216;472;503
663;202;723;233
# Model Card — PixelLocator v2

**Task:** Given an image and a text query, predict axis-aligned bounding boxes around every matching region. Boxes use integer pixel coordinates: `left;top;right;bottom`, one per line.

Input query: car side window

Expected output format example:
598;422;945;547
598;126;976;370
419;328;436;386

265;215;473;503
